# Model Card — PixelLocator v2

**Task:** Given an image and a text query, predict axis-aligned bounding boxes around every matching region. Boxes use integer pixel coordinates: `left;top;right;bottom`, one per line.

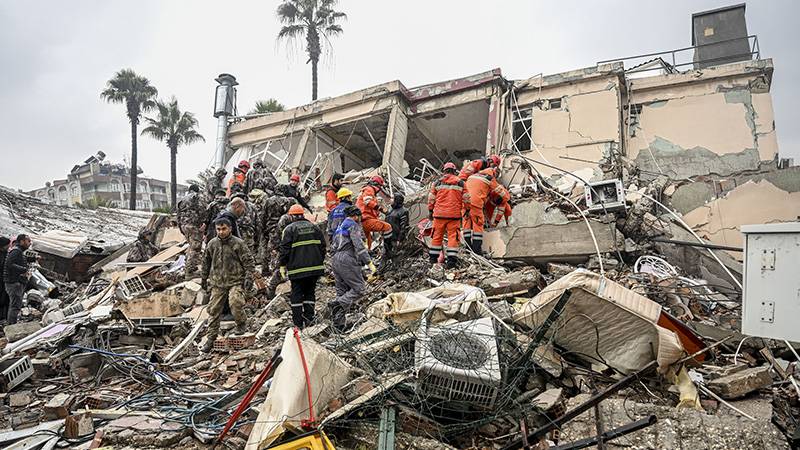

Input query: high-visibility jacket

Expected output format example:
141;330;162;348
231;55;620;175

458;158;487;181
356;184;383;220
226;171;246;196
465;168;504;209
324;186;339;212
278;219;326;280
428;174;466;219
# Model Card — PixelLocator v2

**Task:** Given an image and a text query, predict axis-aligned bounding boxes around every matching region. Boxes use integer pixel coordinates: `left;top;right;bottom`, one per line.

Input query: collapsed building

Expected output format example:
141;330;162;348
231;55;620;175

2;4;800;450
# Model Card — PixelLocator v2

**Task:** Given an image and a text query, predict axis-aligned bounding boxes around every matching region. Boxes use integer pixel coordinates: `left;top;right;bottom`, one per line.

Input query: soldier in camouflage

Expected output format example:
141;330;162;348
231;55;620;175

200;216;258;352
127;229;159;263
245;159;278;195
177;184;205;278
232;193;260;257
204;168;228;204
203;188;229;241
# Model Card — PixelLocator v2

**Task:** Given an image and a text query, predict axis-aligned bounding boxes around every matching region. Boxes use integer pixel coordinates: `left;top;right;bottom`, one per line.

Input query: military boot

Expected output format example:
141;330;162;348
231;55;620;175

446;256;459;269
202;334;217;353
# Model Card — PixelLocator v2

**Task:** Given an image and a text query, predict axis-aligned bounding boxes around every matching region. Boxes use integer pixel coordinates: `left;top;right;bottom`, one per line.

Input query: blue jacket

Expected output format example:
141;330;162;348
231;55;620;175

327;200;352;237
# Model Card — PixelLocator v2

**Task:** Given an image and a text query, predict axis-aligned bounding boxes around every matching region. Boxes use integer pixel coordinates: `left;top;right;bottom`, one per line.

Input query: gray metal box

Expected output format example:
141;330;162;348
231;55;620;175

741;223;800;341
692;4;751;69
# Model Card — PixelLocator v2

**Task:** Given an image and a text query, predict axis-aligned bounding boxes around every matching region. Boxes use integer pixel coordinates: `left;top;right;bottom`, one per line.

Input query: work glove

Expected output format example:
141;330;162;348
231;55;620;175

493;196;503;205
368;262;377;275
279;266;287;281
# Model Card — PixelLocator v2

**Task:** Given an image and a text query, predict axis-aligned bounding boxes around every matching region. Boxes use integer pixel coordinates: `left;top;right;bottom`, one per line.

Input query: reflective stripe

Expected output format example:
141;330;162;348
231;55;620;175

288;265;325;275
292;239;322;248
428;245;443;250
445;248;459;255
436;184;463;191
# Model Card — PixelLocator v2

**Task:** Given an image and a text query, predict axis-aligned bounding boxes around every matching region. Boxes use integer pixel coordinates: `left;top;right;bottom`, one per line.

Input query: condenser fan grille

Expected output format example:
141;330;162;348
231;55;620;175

429;330;489;370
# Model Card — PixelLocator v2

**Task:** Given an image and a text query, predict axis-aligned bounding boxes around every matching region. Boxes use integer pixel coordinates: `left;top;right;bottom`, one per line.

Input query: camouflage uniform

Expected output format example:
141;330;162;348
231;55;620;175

259;196;295;274
204;197;230;241
177;191;205;276
201;234;255;340
204;169;227;204
245;163;278;195
237;200;260;257
127;233;159;263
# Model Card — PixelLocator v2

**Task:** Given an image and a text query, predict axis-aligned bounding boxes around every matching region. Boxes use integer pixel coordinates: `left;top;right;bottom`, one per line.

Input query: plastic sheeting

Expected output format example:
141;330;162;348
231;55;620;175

512;269;685;374
366;283;485;324
246;329;355;450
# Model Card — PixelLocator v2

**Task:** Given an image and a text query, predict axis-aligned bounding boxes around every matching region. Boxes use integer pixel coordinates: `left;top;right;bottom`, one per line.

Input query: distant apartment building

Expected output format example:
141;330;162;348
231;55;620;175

28;151;188;211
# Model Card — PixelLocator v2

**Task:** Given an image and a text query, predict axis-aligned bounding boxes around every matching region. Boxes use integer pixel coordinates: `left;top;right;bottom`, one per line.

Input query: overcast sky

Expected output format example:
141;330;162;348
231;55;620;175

1;1;797;191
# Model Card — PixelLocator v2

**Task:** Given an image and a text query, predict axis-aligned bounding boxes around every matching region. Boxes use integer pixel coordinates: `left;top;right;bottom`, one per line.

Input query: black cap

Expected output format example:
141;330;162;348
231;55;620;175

213;216;232;227
189;184;200;193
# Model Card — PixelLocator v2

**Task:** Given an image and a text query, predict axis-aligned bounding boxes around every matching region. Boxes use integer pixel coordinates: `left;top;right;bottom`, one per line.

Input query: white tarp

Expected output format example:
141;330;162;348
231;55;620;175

32;230;88;258
512;269;684;374
246;329;355;450
366;283;485;324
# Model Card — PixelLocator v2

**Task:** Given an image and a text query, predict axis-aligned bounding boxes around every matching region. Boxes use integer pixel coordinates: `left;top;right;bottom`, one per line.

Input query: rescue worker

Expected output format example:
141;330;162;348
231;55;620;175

204;188;229;241
3;234;30;324
428;162;466;268
485;185;513;228
278;204;326;329
127;229;159;263
326;188;354;240
356;176;394;262
464;167;508;254
200;216;258;352
237;160;250;175
276;174;311;211
245;159;278;195
226;165;247;197
204;167;227;203
387;193;409;244
259;196;296;278
0;236;9;323
177;184;204;279
235;193;260;253
330;206;376;333
264;206;294;298
324;173;345;212
458;154;502;181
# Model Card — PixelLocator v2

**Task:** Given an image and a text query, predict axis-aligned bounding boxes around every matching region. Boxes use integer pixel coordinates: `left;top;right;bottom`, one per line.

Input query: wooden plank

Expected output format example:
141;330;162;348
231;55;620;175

125;244;186;279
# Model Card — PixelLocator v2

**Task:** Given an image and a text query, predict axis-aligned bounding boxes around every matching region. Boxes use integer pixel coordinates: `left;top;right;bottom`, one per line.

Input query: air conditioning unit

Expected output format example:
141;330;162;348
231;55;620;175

415;318;502;408
584;179;625;213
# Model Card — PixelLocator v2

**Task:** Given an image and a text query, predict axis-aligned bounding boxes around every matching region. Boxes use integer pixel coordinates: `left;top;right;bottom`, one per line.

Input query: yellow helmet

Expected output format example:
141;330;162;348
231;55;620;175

336;187;353;199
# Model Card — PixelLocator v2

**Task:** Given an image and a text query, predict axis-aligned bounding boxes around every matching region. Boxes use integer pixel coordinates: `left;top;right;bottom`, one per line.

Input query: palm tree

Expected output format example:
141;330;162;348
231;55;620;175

141;97;205;209
249;98;286;115
101;69;158;210
276;0;346;101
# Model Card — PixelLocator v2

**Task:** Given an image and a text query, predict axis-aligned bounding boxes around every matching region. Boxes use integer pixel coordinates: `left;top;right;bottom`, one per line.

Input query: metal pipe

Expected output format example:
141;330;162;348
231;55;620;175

214;115;229;168
548;415;657;450
501;361;658;450
650;237;743;252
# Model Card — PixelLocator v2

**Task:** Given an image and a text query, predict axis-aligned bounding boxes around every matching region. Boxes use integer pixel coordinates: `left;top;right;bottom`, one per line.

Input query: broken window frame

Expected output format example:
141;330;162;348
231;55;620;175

628;104;643;137
512;107;534;152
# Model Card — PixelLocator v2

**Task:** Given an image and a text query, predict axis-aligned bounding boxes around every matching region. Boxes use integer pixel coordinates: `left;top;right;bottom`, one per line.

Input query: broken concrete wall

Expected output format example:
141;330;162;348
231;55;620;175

382;105;410;176
501;67;623;186
681;179;800;258
626;59;777;180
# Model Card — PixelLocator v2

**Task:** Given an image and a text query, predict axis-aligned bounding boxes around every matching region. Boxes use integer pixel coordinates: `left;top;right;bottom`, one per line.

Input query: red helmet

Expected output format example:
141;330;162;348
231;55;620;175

288;204;304;215
370;175;385;186
442;162;457;172
238;160;251;169
290;174;301;183
487;155;501;167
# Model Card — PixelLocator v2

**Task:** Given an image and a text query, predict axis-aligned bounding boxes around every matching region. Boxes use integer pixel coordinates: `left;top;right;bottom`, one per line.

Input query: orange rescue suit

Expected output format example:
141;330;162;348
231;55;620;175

427;174;466;262
356;184;392;248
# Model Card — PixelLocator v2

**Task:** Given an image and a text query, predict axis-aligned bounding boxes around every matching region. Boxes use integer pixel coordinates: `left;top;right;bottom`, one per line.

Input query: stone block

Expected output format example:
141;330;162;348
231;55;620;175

3;322;42;343
707;365;773;399
8;391;31;407
44;392;74;419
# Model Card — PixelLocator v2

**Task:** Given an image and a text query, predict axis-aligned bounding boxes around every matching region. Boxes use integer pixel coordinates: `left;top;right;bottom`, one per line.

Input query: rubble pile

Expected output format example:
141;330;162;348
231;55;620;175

0;169;798;450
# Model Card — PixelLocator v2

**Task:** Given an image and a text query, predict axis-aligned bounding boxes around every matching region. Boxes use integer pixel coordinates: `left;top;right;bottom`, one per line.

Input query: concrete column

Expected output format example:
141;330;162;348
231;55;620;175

287;128;313;171
381;105;409;175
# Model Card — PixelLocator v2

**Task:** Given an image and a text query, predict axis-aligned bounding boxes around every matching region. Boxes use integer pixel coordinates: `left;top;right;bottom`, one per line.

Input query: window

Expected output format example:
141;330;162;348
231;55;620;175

70;184;79;197
548;98;562;109
627;104;643;137
110;180;121;192
512;108;533;151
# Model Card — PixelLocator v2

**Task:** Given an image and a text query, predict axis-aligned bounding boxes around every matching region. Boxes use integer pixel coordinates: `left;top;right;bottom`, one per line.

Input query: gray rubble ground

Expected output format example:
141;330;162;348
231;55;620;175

559;394;789;450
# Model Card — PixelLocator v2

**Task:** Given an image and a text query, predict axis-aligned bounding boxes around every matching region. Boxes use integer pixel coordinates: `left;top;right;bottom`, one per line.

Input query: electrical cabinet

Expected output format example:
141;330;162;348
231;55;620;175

741;223;800;341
